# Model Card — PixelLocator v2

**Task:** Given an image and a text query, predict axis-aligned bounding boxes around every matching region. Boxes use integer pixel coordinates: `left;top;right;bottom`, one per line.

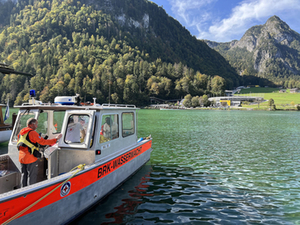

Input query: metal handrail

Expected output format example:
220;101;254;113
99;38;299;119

101;103;136;108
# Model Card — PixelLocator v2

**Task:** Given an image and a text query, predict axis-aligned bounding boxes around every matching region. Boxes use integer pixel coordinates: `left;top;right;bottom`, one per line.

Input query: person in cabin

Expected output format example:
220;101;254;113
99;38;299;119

100;117;118;143
102;117;112;139
17;118;62;187
65;116;86;143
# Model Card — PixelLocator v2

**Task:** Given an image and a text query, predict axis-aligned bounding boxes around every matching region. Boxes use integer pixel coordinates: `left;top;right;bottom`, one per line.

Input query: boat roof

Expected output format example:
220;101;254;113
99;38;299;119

15;103;138;111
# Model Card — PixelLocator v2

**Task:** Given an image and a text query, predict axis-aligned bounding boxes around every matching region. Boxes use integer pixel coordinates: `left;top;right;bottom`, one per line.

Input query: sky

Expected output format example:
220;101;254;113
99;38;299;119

150;0;300;42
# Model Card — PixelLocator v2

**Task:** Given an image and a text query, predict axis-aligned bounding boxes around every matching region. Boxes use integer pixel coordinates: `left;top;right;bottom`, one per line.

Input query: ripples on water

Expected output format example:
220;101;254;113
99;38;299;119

3;110;300;224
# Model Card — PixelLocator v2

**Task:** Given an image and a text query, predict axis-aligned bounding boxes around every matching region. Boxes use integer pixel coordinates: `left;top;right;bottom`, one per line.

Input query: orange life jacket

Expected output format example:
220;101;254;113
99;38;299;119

18;127;57;164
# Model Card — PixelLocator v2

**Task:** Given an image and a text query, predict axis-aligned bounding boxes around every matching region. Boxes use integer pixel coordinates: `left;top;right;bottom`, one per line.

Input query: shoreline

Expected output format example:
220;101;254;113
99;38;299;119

143;106;300;111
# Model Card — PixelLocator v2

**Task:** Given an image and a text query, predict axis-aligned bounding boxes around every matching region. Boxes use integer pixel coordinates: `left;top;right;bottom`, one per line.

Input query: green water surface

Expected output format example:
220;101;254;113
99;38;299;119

2;109;300;224
73;109;300;224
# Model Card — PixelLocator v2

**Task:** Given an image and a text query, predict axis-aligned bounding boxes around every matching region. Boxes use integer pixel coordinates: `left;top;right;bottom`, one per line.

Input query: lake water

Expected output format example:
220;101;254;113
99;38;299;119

2;109;300;224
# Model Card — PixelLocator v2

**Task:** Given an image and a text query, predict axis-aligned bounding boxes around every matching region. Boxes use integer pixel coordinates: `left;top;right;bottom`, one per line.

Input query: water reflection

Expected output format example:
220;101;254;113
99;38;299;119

71;165;153;225
143;166;291;224
74;164;294;224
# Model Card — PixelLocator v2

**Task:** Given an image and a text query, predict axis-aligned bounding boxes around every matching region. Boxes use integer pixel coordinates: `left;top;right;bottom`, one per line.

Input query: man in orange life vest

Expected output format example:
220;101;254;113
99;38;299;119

17;118;62;187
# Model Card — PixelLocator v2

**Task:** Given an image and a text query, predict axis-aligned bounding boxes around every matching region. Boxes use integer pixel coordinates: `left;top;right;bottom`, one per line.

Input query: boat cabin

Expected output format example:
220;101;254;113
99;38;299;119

1;98;139;193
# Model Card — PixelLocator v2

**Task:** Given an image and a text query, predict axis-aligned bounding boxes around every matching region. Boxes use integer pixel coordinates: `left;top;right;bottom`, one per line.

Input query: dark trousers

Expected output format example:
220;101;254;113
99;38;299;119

21;160;38;187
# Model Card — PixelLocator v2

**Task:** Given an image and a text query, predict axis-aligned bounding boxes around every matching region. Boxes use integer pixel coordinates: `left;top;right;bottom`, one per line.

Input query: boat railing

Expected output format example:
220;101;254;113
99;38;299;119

21;101;44;106
101;103;136;108
21;102;72;107
20;102;137;108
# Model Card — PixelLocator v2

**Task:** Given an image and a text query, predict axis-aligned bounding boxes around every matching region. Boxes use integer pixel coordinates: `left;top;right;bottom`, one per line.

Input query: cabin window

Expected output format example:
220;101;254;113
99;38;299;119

52;111;65;134
122;112;134;137
36;112;48;136
99;114;119;143
37;111;63;137
65;114;89;144
12;112;35;142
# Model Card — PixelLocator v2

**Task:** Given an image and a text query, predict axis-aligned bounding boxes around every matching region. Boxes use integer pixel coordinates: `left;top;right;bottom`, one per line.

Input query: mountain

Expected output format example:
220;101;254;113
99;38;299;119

205;16;300;87
84;0;240;82
0;0;242;106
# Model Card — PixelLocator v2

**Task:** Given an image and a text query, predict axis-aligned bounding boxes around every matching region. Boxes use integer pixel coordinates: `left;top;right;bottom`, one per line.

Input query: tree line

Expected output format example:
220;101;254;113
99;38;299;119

0;0;233;106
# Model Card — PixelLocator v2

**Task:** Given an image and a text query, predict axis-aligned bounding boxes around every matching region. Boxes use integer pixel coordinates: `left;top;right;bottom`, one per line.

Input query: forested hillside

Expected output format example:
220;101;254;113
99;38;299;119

0;0;241;106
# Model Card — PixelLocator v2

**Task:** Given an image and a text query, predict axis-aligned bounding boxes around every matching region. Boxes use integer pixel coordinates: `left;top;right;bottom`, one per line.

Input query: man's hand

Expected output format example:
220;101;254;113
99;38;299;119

56;133;63;140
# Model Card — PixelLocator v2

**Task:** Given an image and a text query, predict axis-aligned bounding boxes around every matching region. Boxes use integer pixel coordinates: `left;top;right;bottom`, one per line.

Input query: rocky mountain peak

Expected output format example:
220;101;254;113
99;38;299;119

265;15;288;30
204;15;300;81
264;15;294;45
233;15;295;52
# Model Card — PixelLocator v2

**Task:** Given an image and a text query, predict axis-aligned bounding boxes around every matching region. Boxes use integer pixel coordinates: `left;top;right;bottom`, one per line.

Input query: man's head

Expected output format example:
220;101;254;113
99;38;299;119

79;117;85;125
27;118;38;130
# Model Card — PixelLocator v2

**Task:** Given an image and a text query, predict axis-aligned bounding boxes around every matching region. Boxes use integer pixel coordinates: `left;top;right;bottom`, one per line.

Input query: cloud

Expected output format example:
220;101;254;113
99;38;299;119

169;0;216;24
168;0;300;42
200;0;300;42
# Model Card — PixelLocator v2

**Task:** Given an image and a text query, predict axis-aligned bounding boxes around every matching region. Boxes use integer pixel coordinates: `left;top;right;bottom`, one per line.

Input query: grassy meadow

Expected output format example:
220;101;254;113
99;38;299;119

235;87;300;110
1;87;299;113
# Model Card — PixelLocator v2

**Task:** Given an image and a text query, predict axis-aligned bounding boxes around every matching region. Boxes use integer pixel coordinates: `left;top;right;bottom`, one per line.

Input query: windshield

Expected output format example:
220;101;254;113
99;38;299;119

12;110;36;142
12;110;66;142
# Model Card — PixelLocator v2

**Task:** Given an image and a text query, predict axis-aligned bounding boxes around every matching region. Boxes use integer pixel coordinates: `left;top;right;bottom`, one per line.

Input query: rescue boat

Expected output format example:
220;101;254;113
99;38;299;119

0;92;152;224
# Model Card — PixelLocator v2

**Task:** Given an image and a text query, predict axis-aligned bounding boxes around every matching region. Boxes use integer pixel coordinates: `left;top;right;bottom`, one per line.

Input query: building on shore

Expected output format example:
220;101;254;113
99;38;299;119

208;96;264;107
290;88;300;93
